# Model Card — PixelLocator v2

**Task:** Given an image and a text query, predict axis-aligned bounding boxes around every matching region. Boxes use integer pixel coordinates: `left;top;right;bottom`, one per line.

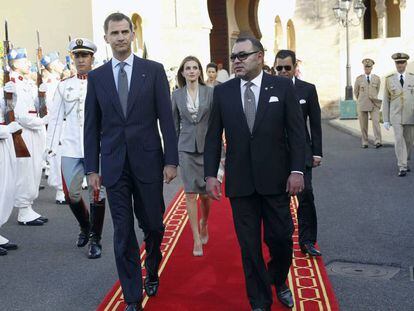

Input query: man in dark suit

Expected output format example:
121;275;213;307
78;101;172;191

84;13;178;311
204;37;306;310
275;49;323;257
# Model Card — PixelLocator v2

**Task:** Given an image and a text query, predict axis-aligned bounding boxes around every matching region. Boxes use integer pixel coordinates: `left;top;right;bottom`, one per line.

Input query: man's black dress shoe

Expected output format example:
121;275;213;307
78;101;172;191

362;145;368;148
0;247;7;256
77;231;89;247
38;216;48;223
276;284;294;308
88;241;102;259
375;143;383;149
407;167;411;172
56;200;68;205
398;170;407;177
18;218;44;226
300;243;322;256
124;303;143;311
144;276;159;297
0;242;18;250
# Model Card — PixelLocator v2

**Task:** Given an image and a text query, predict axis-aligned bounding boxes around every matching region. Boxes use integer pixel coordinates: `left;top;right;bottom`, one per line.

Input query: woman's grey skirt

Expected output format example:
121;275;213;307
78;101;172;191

179;151;206;194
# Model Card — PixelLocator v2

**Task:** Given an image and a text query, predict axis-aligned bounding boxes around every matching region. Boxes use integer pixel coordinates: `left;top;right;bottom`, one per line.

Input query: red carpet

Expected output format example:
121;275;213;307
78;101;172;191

97;192;339;311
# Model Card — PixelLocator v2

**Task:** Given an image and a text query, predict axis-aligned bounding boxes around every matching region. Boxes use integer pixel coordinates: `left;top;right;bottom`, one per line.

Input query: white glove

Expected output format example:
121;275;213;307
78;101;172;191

7;121;23;134
43;148;56;161
4;81;16;94
383;122;390;131
41;115;49;125
39;83;48;93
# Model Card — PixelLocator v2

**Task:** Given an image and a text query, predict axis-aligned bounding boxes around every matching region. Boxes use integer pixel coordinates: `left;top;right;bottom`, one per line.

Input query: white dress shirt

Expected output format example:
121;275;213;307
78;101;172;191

240;70;263;110
111;53;134;91
397;72;406;84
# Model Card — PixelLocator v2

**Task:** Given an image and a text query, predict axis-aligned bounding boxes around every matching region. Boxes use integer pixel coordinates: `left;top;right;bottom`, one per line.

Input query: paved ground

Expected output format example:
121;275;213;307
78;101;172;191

315;122;414;310
0;172;182;311
1;122;413;311
328;118;394;146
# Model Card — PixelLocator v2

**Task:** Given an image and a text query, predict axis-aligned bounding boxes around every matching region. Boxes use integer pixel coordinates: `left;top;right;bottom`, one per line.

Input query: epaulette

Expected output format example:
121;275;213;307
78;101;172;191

386;74;393;78
60;74;75;82
409;72;414;76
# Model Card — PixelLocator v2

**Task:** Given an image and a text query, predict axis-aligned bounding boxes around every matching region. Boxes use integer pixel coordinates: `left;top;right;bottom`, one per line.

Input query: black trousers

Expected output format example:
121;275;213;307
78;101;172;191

297;166;318;246
230;193;294;309
106;159;165;304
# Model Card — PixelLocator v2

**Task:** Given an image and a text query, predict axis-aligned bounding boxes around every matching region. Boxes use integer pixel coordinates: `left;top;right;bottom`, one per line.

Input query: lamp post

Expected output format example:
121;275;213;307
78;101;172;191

333;0;366;100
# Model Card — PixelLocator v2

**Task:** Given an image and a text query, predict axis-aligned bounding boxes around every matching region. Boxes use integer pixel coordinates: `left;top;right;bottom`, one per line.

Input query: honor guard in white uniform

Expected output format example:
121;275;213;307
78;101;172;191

383;53;414;176
47;38;106;259
42;52;67;204
5;48;48;226
0;93;21;255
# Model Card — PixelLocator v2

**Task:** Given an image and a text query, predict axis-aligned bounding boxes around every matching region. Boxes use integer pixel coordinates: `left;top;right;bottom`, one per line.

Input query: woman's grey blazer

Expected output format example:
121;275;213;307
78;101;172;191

171;85;214;153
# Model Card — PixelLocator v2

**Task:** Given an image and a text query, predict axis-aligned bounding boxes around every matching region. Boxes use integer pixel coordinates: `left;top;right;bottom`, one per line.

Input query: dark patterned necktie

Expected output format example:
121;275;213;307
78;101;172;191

400;74;404;87
118;62;128;116
367;76;370;84
244;81;256;133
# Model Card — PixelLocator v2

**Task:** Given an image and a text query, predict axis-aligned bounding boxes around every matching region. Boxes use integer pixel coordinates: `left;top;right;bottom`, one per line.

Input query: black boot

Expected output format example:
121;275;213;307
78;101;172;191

88;199;105;259
68;200;90;247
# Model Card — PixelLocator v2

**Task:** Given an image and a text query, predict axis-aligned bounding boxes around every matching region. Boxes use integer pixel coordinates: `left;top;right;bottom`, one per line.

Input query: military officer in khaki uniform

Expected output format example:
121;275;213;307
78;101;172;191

383;53;414;176
354;58;382;148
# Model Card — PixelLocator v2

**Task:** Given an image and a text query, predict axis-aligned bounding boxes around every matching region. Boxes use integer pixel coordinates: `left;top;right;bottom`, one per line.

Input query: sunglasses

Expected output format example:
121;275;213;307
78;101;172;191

275;65;292;72
230;50;260;62
395;60;407;64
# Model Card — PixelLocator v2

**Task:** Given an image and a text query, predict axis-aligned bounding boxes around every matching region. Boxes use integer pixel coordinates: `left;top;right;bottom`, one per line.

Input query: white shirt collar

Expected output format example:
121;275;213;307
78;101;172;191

112;53;134;69
397;72;406;78
240;70;263;89
292;76;296;84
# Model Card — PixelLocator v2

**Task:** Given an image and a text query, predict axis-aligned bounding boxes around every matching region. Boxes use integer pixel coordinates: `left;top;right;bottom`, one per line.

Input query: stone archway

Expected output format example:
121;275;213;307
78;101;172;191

386;0;401;37
274;15;283;54
207;0;261;72
131;13;144;56
287;19;296;51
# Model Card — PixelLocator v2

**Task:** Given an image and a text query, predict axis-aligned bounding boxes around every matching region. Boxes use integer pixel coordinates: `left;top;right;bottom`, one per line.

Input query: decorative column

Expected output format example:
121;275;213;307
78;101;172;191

375;0;387;38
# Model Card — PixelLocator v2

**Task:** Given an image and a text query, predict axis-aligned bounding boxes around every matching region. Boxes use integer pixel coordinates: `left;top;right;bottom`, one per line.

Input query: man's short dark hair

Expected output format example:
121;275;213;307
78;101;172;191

275;49;296;65
206;62;218;71
235;37;264;53
104;12;133;34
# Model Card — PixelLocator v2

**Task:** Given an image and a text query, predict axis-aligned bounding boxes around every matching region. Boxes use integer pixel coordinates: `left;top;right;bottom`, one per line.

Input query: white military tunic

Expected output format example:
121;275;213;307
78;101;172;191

48;74;87;158
0;94;16;230
11;72;47;221
44;73;65;201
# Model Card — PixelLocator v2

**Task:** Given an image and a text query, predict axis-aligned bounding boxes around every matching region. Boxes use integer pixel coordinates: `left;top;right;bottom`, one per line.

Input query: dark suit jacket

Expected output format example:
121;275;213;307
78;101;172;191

171;85;213;153
204;72;306;197
294;78;322;167
84;55;179;187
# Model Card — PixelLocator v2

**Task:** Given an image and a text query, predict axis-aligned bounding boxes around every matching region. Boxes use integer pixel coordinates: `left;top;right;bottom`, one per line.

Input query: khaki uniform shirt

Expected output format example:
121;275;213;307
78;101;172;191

383;72;414;125
354;74;381;111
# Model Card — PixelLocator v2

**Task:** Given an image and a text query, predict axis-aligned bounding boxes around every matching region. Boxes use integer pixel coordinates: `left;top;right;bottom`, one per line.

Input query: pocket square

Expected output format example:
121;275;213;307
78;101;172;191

269;96;279;103
299;99;306;104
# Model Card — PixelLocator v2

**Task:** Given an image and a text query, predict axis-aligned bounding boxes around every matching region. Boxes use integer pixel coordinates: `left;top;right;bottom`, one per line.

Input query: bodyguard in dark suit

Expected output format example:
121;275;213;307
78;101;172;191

204;38;306;310
84;13;178;311
275;50;323;257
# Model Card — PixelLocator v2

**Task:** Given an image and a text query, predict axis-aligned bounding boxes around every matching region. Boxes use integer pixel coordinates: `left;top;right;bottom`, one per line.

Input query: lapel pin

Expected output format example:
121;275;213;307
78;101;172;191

270;86;274;89
142;74;146;78
265;87;268;90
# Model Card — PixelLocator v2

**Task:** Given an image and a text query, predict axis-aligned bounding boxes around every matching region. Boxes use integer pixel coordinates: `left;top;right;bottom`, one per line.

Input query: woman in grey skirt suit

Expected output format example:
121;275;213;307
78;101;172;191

172;56;214;256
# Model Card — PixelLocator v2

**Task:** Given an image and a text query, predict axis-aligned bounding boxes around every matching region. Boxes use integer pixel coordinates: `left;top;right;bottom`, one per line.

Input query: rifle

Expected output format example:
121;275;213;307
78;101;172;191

2;20;30;157
66;35;72;70
36;30;47;118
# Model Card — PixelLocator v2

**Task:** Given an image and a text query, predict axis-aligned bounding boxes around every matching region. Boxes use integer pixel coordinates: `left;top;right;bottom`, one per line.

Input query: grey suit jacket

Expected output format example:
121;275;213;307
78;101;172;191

172;84;214;153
